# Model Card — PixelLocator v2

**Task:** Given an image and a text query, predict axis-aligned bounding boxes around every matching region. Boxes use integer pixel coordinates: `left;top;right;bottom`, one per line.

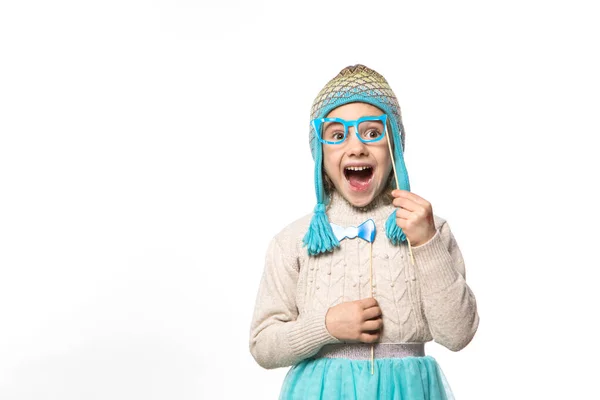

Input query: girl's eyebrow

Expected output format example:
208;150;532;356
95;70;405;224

323;123;343;131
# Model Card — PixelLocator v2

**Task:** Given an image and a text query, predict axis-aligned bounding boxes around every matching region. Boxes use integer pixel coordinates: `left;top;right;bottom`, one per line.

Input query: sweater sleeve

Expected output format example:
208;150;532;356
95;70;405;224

410;219;479;351
249;236;341;369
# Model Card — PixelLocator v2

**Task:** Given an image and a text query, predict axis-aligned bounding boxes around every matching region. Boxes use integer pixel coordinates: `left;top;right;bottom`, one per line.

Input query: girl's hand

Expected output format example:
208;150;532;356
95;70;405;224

391;189;437;247
325;298;383;343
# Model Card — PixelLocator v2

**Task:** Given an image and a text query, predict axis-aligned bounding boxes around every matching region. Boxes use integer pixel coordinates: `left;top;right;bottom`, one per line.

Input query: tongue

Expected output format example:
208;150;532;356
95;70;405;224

347;170;372;190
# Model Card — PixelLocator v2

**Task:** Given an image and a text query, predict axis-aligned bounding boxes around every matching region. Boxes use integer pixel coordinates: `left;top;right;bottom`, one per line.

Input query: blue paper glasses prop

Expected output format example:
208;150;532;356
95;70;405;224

312;115;388;145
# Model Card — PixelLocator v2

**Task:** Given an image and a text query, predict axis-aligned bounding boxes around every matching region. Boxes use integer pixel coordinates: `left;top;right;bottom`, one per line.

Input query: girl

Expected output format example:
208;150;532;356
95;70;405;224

249;64;479;399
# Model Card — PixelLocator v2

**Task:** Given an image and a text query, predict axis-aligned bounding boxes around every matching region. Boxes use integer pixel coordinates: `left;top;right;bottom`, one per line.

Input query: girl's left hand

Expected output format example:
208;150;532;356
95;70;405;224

391;189;437;247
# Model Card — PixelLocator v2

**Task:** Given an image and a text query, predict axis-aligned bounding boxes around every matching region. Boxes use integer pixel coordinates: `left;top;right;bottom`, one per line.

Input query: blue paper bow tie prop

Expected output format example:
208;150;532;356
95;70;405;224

330;219;376;243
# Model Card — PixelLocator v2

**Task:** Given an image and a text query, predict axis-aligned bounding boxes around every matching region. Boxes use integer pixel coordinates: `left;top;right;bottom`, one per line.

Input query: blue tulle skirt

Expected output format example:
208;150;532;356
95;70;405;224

279;356;454;400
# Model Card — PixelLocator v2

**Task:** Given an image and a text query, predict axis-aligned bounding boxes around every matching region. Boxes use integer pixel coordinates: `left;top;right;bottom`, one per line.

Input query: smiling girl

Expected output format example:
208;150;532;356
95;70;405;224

249;65;479;399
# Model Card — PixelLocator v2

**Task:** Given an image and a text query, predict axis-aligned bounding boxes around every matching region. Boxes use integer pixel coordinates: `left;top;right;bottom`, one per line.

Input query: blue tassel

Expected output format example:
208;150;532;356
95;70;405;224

385;210;406;245
385;120;410;246
302;203;340;255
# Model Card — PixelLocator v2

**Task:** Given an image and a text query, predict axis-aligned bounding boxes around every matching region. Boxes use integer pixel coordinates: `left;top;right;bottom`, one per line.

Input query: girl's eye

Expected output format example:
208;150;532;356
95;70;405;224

322;123;345;142
325;130;344;141
333;132;345;140
365;129;382;139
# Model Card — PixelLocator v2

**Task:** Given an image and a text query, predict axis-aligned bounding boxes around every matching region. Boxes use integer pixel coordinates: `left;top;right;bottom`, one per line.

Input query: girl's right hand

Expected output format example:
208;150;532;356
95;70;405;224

325;297;383;343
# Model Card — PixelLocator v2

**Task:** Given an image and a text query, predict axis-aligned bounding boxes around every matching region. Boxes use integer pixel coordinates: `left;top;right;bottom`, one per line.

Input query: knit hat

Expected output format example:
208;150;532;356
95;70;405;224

303;64;411;256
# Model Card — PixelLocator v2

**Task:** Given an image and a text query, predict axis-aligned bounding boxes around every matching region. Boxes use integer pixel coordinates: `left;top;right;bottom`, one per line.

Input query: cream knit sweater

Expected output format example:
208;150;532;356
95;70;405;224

249;190;479;369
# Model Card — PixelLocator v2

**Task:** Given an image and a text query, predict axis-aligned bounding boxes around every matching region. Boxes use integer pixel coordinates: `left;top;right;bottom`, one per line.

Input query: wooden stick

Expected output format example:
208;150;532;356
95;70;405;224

385;125;400;192
370;242;374;297
407;239;415;265
366;125;417;375
370;241;374;375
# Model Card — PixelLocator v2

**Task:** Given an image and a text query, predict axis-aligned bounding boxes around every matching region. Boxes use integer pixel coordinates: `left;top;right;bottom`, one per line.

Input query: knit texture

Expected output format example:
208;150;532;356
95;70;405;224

309;64;406;158
249;191;479;369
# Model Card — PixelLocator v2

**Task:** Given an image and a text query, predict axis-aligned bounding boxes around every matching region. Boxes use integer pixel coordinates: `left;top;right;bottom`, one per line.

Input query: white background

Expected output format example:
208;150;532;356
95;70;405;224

1;0;599;399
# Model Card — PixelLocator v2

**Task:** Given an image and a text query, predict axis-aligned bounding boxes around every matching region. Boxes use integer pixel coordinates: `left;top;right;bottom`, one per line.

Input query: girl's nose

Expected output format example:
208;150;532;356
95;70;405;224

345;128;369;157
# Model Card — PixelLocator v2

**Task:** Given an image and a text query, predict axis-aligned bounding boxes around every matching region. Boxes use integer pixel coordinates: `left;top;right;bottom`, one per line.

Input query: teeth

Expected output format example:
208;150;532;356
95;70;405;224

345;166;371;171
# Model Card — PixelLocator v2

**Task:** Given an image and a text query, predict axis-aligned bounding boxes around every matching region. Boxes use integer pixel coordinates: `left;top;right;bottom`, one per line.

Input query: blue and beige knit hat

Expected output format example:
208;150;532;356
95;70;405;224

303;64;411;256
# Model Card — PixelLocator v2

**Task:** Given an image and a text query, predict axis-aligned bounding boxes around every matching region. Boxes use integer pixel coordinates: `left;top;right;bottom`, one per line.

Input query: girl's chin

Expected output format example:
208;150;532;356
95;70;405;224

341;184;378;207
348;197;374;208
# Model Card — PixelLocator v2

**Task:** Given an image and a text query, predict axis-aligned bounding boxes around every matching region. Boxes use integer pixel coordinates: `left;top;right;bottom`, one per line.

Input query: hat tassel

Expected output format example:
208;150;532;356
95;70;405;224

303;203;340;256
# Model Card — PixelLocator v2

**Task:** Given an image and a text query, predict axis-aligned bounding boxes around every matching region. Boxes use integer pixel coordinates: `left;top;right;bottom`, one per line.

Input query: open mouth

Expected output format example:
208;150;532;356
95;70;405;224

344;166;374;191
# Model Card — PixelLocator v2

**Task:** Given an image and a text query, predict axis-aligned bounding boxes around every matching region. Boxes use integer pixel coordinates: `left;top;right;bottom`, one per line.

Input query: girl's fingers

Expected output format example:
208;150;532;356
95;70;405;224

392;189;431;207
359;297;378;309
362;306;382;321
362;318;383;332
392;196;419;212
359;332;380;344
395;207;413;220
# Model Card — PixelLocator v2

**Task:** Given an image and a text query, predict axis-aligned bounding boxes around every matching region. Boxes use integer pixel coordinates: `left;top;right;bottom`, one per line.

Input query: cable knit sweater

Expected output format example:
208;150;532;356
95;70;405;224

249;190;479;369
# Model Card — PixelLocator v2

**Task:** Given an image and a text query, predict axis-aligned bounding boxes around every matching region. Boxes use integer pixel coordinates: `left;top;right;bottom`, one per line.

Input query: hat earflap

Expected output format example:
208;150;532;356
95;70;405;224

302;142;340;255
385;122;411;245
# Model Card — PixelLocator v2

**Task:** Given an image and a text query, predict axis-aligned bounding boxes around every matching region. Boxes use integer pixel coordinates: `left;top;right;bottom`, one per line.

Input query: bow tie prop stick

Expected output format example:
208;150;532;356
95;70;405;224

385;128;416;265
330;220;377;374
